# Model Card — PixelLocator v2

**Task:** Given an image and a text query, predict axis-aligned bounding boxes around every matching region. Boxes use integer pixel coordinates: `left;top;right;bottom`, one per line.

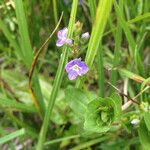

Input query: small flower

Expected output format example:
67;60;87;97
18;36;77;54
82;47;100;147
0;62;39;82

56;28;72;47
81;32;90;40
131;119;140;125
65;58;88;80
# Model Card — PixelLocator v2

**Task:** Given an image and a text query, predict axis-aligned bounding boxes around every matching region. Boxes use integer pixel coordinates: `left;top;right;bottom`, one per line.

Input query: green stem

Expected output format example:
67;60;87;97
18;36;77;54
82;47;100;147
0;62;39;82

44;134;80;146
36;1;78;149
53;0;58;25
97;43;105;97
70;136;110;150
109;0;123;94
88;0;96;22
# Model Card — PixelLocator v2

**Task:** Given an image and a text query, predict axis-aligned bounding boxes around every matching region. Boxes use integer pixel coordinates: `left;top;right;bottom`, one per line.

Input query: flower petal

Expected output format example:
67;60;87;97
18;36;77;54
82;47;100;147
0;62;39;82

65;39;73;46
68;70;78;80
58;28;68;39
75;59;88;75
65;59;76;73
56;39;65;47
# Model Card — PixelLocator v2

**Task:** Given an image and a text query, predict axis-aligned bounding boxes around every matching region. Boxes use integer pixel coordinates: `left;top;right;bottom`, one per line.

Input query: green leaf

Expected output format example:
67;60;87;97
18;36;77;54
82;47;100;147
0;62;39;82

144;112;150;132
138;121;150;150
14;0;45;116
101;112;108;123
0;128;25;145
0;97;36;113
65;88;90;119
84;97;121;133
110;93;122;118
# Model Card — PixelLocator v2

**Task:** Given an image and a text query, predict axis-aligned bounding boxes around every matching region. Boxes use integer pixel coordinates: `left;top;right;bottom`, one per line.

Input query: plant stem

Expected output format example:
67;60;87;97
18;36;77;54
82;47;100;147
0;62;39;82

109;0;123;94
36;1;78;149
53;0;58;25
88;0;96;22
44;134;80;146
97;43;105;97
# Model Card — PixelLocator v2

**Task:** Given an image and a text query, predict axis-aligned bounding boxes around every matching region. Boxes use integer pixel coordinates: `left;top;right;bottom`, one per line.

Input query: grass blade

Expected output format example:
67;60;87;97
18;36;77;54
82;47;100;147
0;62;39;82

14;0;32;66
76;0;114;88
0;128;25;145
14;0;45;116
114;0;145;76
0;19;22;58
0;97;36;113
88;0;96;21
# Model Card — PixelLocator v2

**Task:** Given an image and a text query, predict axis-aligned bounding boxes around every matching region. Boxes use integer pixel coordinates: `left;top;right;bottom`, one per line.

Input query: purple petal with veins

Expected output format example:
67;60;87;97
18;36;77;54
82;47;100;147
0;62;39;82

58;28;68;39
56;39;65;47
65;58;88;80
56;27;73;47
68;70;78;80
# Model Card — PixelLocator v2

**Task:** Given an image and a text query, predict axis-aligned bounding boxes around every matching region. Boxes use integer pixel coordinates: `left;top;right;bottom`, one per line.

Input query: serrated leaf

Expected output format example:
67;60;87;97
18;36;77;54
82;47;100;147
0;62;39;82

138;120;150;150
65;88;90;119
144;112;150;132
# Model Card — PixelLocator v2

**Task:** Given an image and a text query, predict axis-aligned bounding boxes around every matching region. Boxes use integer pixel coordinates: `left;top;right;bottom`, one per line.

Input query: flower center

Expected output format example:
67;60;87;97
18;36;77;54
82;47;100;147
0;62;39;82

71;64;81;74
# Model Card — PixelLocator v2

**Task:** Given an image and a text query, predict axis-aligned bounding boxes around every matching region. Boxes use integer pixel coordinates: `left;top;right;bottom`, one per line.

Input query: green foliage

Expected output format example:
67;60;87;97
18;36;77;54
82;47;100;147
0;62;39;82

0;128;25;145
65;87;122;134
143;112;150;132
84;95;122;133
0;0;150;149
138;120;150;150
65;88;90;119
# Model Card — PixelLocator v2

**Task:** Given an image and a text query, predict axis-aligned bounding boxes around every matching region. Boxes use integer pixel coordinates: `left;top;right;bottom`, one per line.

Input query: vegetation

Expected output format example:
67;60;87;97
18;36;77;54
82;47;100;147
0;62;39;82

0;0;150;149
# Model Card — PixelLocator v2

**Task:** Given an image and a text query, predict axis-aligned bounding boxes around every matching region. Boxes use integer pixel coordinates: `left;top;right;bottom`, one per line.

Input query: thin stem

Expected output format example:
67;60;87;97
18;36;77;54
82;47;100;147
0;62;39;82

36;1;78;149
52;0;58;25
44;135;80;146
97;43;105;97
109;0;123;94
122;86;150;111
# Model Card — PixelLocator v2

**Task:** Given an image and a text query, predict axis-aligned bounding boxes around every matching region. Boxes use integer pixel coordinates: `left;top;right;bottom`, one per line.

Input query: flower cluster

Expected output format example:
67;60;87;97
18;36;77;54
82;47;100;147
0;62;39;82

56;26;89;80
56;27;89;47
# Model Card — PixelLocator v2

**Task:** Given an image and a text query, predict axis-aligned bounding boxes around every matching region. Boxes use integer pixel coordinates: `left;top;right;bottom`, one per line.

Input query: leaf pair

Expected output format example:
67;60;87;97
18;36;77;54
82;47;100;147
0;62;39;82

65;88;122;133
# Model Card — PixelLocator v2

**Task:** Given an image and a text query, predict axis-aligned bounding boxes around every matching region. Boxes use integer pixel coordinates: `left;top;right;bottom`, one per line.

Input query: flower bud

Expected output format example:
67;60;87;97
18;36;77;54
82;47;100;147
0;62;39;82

131;119;140;125
74;21;83;36
81;32;90;40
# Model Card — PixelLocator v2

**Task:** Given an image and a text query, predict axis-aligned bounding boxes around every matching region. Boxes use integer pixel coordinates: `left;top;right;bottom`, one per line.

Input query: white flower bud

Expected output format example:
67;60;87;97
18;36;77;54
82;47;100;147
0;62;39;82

131;119;140;125
81;32;90;40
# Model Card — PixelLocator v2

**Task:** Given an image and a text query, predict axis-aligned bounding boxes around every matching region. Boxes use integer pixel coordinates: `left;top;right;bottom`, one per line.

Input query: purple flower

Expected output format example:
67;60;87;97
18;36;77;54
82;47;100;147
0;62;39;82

81;32;90;40
56;28;73;47
65;58;88;80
